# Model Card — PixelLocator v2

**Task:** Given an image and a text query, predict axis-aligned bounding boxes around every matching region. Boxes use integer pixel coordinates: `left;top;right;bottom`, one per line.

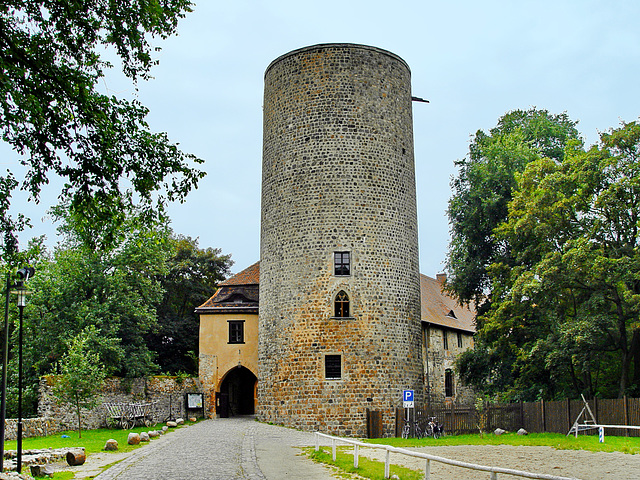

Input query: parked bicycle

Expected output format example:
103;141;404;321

426;416;445;438
401;416;424;439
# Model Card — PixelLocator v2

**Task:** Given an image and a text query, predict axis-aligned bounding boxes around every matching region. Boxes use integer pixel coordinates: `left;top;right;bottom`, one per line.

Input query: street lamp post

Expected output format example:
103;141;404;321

15;287;25;474
14;267;33;474
0;267;34;473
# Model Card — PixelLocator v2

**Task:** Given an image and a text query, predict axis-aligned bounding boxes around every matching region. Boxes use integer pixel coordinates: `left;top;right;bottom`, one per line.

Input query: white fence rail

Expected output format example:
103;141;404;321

314;432;581;480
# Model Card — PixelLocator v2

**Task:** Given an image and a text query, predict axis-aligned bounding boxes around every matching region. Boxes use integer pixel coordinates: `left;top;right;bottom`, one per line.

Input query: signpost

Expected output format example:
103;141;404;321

403;389;414;409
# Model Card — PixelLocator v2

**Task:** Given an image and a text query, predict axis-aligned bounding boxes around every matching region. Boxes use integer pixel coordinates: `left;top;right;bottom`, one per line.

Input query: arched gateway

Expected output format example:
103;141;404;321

218;366;257;417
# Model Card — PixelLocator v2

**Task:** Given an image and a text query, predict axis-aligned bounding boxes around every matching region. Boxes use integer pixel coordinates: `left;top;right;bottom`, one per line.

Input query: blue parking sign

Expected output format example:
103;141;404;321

403;390;414;402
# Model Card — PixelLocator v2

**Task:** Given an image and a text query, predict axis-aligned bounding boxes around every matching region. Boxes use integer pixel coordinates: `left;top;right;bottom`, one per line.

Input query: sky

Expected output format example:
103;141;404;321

4;0;640;276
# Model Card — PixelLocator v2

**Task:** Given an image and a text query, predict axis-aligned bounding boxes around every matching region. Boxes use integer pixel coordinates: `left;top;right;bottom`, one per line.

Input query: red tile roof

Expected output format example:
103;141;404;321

219;261;260;286
420;274;476;333
197;261;476;333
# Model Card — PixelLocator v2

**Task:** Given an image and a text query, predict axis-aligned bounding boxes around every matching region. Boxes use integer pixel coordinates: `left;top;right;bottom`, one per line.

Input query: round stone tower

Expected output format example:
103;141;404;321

258;43;423;437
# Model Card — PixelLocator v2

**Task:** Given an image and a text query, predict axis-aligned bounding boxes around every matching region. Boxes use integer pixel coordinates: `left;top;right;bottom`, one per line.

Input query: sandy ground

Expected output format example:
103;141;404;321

353;444;640;480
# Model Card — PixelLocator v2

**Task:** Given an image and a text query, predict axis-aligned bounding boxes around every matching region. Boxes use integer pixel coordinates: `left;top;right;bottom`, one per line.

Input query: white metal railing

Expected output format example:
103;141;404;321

314;432;581;480
572;423;640;439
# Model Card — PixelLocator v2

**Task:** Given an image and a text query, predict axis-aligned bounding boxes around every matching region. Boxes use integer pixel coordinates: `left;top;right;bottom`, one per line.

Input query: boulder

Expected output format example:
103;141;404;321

148;430;160;438
139;432;150;442
30;464;54;477
104;439;118;451
166;421;177;428
494;428;506;436
175;418;185;425
189;417;197;422
517;428;529;436
127;432;141;445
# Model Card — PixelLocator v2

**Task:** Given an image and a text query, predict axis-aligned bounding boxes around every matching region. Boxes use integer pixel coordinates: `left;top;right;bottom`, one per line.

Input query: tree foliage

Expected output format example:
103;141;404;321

0;0;203;256
148;235;233;374
454;118;640;400
27;208;172;379
446;109;580;306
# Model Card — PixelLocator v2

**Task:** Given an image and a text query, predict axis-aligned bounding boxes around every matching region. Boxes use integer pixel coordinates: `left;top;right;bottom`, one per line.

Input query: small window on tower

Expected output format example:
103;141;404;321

334;290;350;318
325;354;342;380
334;252;351;276
228;320;244;344
445;369;455;398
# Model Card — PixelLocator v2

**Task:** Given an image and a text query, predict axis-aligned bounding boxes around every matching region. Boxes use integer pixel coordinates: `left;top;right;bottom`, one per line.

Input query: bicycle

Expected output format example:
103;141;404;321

427;417;444;439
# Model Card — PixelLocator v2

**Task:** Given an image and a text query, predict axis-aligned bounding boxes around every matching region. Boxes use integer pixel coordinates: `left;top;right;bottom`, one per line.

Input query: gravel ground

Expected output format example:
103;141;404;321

356;444;640;480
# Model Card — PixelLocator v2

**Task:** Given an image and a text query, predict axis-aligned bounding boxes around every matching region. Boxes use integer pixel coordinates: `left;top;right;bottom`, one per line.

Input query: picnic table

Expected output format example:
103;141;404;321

103;401;156;429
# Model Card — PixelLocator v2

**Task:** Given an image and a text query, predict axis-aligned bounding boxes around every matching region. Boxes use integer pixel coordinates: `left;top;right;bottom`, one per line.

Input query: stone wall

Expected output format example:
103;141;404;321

2;417;61;441
259;43;424;437
37;375;203;433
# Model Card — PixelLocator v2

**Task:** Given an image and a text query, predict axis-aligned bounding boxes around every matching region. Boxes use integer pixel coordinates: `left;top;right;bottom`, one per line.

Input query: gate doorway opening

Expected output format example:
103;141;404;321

218;366;257;417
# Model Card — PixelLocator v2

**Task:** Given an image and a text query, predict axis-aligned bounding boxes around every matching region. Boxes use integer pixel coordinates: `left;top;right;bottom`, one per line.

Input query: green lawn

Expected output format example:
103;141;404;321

3;420;199;478
366;431;640;455
306;432;640;480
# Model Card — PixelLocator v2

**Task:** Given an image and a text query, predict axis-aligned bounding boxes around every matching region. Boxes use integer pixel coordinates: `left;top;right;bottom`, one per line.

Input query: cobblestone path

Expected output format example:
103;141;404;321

94;417;336;480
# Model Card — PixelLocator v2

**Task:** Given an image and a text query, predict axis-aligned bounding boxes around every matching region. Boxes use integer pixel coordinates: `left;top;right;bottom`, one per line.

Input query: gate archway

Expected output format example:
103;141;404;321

218;366;257;417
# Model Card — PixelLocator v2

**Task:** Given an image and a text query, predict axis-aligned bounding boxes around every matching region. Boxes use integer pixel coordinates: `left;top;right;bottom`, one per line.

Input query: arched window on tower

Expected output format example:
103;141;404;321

334;290;350;318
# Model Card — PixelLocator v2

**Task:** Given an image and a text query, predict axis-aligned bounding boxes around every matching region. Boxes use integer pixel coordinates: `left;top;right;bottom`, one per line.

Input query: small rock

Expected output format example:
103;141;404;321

30;464;54;477
166;421;177;428
104;439;118;451
148;430;160;438
517;428;528;436
391;475;400;480
175;418;184;425
494;428;506;436
127;432;141;445
189;417;197;422
139;431;150;442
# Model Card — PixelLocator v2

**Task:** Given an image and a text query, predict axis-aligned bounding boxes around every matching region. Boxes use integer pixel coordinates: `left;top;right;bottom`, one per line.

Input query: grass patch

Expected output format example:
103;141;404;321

3;419;201;478
305;433;640;480
366;432;640;455
3;422;175;455
306;446;423;480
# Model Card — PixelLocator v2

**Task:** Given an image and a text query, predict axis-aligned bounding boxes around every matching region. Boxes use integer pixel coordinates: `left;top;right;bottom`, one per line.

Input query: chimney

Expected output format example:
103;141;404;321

436;273;447;284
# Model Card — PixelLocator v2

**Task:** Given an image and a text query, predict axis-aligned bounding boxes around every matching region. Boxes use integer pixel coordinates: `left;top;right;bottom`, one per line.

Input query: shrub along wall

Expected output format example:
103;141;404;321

28;375;203;437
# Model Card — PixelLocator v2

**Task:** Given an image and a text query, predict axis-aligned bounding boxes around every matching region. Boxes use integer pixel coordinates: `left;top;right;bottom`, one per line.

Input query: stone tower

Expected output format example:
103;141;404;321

258;43;423;437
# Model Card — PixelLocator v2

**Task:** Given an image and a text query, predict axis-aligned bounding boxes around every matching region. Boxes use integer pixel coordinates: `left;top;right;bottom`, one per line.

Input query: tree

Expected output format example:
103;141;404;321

27;208;172;378
0;1;204;254
458;119;640;400
53;327;108;438
446;109;580;307
148;236;232;374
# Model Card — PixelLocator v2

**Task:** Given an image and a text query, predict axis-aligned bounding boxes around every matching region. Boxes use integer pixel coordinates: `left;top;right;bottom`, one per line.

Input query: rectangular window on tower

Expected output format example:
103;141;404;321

334;252;351;276
228;320;245;344
324;354;342;380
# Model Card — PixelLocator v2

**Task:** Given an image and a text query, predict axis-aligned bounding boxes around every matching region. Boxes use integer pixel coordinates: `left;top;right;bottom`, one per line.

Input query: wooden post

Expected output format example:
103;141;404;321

624;396;629;437
425;459;431;480
567;398;572;433
541;399;546;433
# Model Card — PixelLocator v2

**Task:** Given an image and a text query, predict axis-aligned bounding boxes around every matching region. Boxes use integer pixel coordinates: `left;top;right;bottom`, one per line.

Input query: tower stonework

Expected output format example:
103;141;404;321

258;44;423;437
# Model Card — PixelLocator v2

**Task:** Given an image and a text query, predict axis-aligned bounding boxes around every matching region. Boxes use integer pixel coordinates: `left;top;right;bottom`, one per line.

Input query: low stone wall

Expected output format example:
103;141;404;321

36;375;203;433
2;417;61;441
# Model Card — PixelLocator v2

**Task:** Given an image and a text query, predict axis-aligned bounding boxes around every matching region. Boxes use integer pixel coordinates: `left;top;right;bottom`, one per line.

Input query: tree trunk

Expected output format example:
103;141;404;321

66;449;86;466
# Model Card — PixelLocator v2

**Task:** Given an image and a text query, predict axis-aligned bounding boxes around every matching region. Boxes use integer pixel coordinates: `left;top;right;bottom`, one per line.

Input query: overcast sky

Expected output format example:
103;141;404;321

5;0;639;276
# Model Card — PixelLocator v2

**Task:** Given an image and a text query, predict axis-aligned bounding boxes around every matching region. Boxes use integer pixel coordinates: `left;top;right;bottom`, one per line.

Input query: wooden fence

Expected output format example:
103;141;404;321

396;396;640;437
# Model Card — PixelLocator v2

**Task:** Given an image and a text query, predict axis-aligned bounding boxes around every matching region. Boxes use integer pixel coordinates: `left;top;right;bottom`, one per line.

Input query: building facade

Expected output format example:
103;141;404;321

197;265;476;430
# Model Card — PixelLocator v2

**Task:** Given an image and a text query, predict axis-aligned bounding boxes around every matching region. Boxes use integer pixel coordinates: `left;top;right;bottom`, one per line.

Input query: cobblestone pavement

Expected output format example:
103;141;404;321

94;417;337;480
